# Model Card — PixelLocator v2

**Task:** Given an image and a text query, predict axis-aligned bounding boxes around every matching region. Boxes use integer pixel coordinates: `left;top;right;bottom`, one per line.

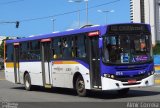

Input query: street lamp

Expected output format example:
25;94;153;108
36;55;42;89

84;0;89;25
68;0;82;27
97;9;114;24
68;0;89;26
51;18;56;32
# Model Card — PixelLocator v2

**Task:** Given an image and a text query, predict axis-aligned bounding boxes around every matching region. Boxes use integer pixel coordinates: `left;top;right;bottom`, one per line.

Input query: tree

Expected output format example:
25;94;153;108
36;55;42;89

0;37;9;58
153;43;160;55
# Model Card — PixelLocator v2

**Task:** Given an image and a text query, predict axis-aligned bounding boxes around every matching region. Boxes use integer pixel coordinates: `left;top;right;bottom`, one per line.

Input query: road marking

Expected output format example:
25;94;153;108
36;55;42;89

0;79;6;81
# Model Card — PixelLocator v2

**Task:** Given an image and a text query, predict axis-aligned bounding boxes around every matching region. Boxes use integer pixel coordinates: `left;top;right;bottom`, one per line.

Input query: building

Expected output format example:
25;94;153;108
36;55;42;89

130;0;160;45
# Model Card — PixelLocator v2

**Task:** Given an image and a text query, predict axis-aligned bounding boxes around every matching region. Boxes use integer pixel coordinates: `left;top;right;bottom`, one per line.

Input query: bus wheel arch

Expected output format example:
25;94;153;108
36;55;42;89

73;72;81;89
73;72;87;97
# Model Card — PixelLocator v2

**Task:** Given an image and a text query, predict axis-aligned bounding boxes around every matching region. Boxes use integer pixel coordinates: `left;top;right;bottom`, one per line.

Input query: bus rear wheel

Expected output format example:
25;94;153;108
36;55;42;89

24;73;32;91
75;75;87;97
117;88;130;95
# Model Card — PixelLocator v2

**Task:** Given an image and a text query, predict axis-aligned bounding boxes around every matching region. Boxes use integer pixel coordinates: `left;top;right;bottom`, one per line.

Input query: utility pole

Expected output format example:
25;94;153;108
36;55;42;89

51;18;56;32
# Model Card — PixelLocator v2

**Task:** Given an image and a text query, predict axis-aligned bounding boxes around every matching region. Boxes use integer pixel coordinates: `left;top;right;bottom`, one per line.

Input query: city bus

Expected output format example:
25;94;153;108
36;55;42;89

4;23;155;96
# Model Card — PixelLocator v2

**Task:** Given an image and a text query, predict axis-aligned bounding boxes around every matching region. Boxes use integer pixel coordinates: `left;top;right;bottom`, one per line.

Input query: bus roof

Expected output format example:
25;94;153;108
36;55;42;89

6;23;150;44
6;25;107;44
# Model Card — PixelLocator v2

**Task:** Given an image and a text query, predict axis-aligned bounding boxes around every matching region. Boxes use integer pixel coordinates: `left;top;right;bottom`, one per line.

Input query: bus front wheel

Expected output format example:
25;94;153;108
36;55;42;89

76;75;87;97
24;73;32;91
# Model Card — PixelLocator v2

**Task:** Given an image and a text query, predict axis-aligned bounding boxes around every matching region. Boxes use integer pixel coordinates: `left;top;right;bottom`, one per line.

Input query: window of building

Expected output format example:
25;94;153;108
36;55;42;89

140;0;145;23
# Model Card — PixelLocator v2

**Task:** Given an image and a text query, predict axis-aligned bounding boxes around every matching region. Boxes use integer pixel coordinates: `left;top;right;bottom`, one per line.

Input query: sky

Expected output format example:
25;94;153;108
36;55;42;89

0;0;130;37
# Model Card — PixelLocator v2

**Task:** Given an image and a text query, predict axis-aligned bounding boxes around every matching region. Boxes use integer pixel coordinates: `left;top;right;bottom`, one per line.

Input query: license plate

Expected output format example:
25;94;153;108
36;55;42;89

128;79;137;83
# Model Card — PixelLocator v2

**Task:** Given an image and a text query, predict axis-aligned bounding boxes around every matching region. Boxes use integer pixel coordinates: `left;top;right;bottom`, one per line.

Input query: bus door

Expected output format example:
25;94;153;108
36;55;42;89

13;43;20;83
41;38;52;87
88;35;101;89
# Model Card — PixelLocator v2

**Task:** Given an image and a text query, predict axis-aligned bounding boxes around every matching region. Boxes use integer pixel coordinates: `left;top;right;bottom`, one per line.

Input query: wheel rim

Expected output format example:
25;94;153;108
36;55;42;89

77;79;85;93
25;79;30;88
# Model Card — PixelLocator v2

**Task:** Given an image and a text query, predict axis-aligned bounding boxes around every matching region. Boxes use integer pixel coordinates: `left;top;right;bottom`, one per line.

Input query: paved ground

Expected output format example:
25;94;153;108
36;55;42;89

1;71;160;108
0;71;5;80
1;80;160;102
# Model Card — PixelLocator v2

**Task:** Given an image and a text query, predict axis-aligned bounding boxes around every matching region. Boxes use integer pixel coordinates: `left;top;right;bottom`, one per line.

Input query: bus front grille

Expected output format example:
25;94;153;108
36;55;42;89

115;73;148;82
115;65;148;71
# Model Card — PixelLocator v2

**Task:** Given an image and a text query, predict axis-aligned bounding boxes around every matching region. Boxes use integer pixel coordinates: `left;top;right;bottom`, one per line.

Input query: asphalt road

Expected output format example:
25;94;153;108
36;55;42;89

1;71;160;108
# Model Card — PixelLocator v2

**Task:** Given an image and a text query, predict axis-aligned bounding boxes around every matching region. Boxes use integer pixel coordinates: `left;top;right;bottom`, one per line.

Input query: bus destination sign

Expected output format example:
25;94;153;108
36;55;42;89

107;24;150;34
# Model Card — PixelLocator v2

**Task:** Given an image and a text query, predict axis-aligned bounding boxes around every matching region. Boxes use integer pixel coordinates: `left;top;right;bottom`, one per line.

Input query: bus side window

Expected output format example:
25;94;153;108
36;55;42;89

62;37;72;58
30;41;40;60
76;35;86;58
71;37;76;58
52;38;62;59
6;44;14;62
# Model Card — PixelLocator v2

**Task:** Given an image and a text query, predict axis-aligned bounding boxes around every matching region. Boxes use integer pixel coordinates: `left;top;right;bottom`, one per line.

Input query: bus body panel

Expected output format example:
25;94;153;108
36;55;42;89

19;62;43;86
52;61;91;89
5;63;15;83
43;62;52;85
4;23;154;94
101;75;154;90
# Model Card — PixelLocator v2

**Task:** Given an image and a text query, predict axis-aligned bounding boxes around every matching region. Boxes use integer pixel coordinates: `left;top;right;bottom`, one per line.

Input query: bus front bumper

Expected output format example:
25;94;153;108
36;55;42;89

101;75;154;90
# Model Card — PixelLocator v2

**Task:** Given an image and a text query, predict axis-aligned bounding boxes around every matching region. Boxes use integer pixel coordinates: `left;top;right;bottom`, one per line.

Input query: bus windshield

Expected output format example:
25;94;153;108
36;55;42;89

103;34;152;64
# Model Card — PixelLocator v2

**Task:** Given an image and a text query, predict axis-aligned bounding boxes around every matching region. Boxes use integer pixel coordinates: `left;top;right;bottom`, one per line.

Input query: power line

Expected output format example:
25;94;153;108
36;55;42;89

19;0;120;22
0;21;20;28
0;0;25;5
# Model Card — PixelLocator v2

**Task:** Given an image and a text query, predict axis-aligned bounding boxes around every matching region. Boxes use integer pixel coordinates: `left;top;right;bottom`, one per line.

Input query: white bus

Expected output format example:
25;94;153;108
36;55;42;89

4;23;154;96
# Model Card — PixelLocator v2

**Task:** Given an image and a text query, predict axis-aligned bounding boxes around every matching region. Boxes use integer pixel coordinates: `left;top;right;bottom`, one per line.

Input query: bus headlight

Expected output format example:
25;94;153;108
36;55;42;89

103;74;115;79
151;71;155;75
104;74;109;78
148;71;155;76
104;74;107;77
111;75;115;79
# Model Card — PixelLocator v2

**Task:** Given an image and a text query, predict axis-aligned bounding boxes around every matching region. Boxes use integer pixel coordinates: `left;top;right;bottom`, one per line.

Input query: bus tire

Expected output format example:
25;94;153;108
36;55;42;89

24;73;32;91
75;75;87;97
117;88;130;95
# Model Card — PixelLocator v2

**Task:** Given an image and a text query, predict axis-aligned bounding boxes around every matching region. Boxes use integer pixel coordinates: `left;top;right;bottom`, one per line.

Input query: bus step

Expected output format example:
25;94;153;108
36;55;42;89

44;84;52;88
93;86;102;88
92;86;102;90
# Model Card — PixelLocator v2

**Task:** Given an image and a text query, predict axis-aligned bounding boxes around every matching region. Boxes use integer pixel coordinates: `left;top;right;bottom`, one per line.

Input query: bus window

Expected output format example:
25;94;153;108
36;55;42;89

29;41;40;60
71;37;75;58
62;37;72;58
20;42;29;60
52;38;62;59
76;35;86;58
20;41;40;61
6;44;14;62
